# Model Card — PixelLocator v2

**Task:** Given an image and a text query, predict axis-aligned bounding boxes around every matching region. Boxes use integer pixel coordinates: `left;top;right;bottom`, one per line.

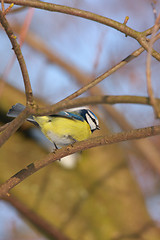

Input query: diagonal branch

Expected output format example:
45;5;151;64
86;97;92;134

1;124;160;198
30;45;145;116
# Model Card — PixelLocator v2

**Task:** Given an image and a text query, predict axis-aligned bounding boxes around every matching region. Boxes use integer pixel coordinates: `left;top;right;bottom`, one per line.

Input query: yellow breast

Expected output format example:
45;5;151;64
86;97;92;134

33;116;91;145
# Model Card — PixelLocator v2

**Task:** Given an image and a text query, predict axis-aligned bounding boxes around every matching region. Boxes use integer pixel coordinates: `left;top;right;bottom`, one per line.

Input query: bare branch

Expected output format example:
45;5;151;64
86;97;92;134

28;95;160;116
1;124;160;197
151;1;157;21
1;0;4;12
41;46;146;114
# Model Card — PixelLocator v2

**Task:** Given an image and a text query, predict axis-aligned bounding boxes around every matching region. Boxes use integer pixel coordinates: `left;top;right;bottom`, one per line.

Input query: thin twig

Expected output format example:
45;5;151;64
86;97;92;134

9;5;26;14
146;14;160;118
1;0;4;12
151;1;157;21
1;124;160;198
3;3;14;15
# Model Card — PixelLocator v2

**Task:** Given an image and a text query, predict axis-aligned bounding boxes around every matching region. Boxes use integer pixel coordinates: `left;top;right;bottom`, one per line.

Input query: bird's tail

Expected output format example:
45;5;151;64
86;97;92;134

7;103;34;122
7;103;25;117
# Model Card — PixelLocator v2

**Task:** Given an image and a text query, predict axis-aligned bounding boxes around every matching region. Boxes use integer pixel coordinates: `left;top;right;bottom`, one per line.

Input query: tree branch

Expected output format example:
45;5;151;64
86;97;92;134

1;124;160;198
29;44;146;116
1;94;158;147
1;0;139;38
29;95;160;116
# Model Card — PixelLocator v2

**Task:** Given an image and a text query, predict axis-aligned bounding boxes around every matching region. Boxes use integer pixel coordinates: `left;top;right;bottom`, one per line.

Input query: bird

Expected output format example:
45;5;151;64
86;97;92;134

7;103;100;149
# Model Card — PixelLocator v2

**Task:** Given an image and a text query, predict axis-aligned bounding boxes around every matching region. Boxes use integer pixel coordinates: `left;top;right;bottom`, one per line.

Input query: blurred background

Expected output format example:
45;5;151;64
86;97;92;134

0;0;160;239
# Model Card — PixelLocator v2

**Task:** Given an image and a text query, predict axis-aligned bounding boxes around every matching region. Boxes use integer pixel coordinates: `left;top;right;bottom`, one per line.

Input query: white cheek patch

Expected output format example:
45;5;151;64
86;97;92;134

88;111;95;119
88;111;99;126
86;113;96;130
88;110;99;127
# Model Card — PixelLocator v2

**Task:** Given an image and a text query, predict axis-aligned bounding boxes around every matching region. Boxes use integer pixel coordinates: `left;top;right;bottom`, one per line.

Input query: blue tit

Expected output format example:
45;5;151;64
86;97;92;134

7;103;100;148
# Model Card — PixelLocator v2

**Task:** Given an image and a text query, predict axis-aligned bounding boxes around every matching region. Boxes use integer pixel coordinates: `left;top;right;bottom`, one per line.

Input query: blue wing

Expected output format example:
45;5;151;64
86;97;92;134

49;111;84;121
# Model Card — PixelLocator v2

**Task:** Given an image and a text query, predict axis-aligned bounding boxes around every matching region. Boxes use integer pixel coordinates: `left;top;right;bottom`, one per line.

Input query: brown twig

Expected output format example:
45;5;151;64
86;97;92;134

1;124;160;198
1;0;14;15
151;1;157;21
29;95;160;116
9;5;26;14
146;14;160;118
1;0;4;12
0;10;34;106
123;16;129;25
1;0;5;13
3;3;14;15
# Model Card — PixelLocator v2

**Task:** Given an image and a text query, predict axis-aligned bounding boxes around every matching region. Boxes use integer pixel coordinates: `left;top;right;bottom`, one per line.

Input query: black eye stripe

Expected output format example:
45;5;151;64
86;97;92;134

86;112;97;126
88;112;97;124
